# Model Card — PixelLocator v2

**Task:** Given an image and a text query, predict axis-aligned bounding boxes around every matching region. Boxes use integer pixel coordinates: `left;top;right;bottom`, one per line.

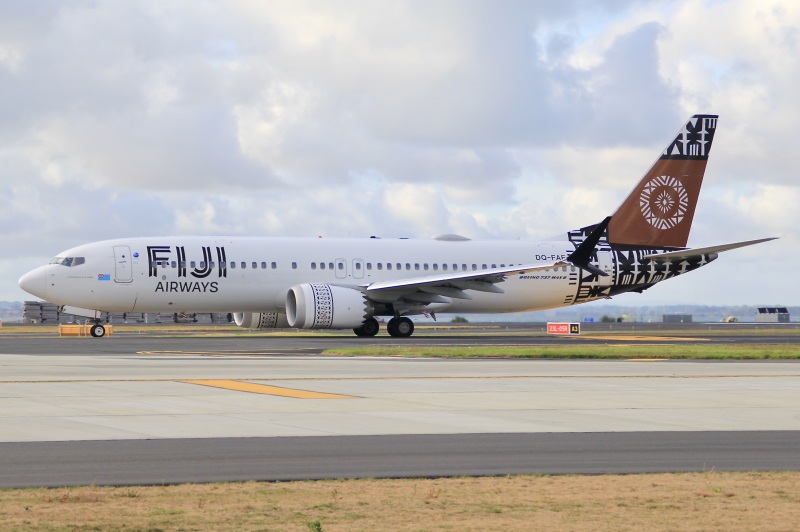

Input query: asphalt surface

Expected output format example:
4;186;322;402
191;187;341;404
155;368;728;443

2;431;798;488
0;324;798;356
0;325;798;487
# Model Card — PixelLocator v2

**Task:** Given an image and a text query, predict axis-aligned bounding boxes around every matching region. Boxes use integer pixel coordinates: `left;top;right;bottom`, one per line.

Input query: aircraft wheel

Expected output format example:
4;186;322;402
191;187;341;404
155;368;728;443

90;324;106;338
387;317;414;338
354;318;380;337
361;317;380;337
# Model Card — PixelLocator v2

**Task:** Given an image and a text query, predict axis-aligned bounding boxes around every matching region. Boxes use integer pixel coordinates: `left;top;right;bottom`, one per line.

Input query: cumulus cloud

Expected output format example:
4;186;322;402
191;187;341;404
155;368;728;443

0;0;796;305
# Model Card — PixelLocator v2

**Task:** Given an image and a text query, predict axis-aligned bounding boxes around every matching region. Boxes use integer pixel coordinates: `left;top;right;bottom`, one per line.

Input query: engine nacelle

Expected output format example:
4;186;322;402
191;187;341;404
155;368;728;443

286;283;367;329
233;312;289;329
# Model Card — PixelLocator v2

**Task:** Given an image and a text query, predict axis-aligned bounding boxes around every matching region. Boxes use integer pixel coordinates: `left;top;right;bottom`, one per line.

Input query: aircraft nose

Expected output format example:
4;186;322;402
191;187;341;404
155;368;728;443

18;267;47;299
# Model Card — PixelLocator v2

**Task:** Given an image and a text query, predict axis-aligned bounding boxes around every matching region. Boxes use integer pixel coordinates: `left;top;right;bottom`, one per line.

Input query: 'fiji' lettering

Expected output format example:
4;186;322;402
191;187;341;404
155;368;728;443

148;245;228;279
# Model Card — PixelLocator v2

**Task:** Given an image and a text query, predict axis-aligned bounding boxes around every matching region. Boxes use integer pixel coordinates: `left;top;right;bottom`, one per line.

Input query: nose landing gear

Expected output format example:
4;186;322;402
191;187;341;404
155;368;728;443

89;322;106;338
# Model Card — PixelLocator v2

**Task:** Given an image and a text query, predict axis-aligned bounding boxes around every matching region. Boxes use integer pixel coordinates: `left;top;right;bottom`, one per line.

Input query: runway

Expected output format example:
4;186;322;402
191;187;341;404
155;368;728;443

0;329;798;487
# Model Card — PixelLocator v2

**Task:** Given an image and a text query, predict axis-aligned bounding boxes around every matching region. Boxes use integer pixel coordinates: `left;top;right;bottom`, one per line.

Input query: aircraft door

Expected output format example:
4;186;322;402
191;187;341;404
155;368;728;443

335;258;347;279
352;258;364;279
113;245;133;283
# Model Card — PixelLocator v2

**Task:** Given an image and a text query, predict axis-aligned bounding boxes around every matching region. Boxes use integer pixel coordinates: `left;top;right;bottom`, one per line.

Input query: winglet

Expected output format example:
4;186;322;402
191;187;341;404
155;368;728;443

567;216;611;277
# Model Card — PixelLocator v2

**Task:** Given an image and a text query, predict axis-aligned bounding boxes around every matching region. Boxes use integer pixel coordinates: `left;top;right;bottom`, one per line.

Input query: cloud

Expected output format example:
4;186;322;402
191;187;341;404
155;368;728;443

0;0;796;306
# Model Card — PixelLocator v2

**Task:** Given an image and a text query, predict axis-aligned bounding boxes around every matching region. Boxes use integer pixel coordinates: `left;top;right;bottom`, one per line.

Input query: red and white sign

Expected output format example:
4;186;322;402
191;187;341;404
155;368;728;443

547;322;580;335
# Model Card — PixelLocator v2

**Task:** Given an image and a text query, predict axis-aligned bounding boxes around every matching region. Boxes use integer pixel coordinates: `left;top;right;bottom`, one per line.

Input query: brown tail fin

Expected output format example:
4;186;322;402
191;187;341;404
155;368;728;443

607;114;718;249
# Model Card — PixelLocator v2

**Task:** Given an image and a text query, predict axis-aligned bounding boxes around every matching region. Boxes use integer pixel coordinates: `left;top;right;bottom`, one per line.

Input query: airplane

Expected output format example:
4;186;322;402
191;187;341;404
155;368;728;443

18;114;775;338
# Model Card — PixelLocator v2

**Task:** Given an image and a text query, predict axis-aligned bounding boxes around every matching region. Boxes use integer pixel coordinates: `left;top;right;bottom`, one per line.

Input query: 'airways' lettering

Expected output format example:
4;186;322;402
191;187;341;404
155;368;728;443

154;281;219;293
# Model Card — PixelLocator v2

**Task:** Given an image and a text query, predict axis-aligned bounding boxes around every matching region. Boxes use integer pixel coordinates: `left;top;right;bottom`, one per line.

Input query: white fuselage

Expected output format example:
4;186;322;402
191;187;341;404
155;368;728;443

23;236;602;315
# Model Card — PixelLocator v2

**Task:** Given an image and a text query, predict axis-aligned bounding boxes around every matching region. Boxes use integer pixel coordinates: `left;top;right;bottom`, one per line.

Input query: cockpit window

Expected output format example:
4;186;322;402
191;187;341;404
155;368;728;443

49;256;85;267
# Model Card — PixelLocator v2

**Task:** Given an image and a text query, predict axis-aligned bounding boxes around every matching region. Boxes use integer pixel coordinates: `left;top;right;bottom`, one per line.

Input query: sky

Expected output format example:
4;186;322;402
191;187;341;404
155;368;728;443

1;0;797;306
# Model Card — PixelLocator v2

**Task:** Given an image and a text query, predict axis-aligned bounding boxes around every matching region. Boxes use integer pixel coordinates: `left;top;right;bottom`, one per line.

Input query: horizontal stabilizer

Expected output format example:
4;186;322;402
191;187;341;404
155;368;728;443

642;237;777;261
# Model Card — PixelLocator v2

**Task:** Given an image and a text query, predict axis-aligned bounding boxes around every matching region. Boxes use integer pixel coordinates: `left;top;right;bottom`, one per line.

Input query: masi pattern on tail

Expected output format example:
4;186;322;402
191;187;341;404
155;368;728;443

607;114;718;249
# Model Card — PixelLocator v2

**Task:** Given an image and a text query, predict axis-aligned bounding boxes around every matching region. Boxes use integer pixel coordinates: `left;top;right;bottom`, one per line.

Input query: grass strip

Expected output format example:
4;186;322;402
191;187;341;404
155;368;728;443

1;472;798;530
324;343;800;359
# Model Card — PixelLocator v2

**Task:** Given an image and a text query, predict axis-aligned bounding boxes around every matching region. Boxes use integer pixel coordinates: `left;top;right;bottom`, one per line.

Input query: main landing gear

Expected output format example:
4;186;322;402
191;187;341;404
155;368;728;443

352;316;415;338
387;316;414;338
89;321;106;338
353;317;380;337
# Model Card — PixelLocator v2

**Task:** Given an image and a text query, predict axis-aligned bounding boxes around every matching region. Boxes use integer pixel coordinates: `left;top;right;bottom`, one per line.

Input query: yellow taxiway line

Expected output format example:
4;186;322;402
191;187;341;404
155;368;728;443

182;379;356;399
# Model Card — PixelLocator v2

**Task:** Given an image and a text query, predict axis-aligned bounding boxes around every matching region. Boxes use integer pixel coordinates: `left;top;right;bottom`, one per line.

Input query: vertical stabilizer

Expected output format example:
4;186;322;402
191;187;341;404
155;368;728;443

607;114;718;248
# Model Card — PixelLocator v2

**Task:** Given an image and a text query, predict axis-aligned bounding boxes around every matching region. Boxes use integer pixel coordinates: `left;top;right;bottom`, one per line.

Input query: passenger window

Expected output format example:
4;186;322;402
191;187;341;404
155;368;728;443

292;262;298;269
241;262;246;269
199;262;205;269
492;264;497;268
171;261;177;268
261;262;266;269
405;263;411;270
387;263;393;270
320;262;326;270
482;264;487;269
366;263;372;270
271;262;277;269
311;262;317;270
230;262;236;269
377;263;383;270
355;263;361;270
396;263;401;270
252;262;257;269
328;263;333;269
432;264;438;271
337;262;344;270
190;261;196;268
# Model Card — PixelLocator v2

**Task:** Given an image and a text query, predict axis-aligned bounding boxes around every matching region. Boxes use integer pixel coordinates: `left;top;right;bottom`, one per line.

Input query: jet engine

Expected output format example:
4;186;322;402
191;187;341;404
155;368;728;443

233;312;290;329
286;283;368;329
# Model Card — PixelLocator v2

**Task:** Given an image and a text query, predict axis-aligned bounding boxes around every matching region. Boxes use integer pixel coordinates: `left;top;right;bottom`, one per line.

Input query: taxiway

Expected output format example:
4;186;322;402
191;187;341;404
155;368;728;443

0;330;798;487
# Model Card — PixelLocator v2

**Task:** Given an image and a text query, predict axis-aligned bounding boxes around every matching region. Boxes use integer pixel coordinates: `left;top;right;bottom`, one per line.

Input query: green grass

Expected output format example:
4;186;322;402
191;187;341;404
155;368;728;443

324;343;800;359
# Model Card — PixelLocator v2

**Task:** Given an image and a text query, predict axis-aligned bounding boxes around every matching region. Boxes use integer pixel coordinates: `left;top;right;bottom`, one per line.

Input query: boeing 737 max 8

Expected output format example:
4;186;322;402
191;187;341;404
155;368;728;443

18;114;774;337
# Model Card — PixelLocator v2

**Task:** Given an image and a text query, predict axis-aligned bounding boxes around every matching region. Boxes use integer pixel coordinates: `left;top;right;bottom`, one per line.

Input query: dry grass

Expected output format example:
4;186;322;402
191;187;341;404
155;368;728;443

0;472;798;531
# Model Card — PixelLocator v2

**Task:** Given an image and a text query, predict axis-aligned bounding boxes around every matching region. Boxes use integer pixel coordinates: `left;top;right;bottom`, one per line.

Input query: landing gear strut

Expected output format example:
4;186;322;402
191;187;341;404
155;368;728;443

387;316;414;338
353;317;380;337
89;322;106;338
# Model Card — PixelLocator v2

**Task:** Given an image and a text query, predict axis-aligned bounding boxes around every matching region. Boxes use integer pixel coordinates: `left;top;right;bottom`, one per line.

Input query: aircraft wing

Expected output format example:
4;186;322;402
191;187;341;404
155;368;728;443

363;261;568;303
642;237;777;261
363;217;613;305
